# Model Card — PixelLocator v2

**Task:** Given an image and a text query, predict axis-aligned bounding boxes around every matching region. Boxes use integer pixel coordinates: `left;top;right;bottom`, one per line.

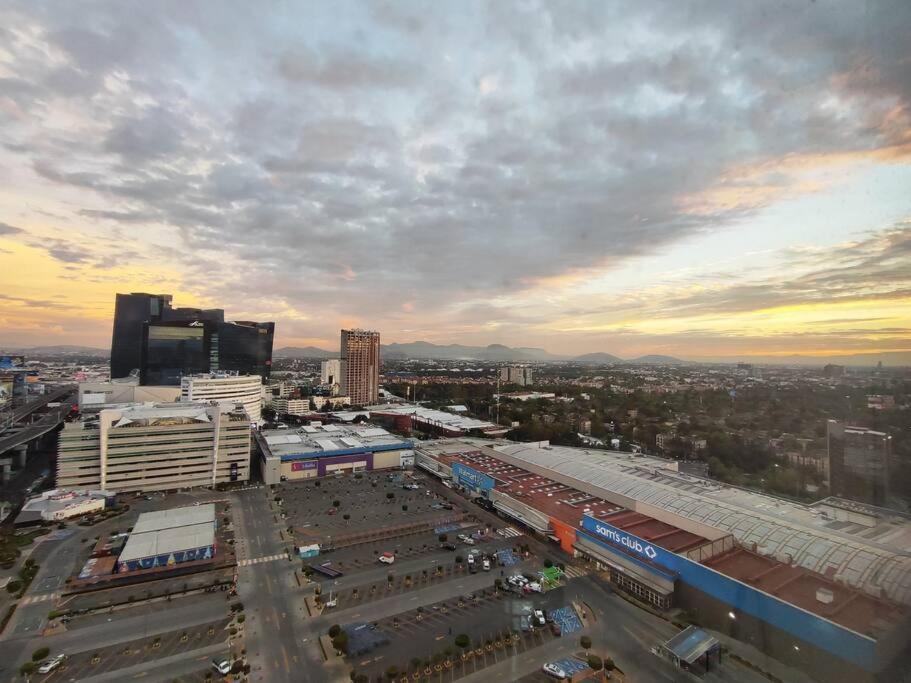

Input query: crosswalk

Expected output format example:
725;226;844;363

20;592;58;605
238;553;286;567
500;526;523;538
562;565;587;580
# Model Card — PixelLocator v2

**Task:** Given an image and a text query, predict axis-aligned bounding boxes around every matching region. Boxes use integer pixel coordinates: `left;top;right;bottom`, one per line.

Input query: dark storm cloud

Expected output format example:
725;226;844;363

1;0;909;328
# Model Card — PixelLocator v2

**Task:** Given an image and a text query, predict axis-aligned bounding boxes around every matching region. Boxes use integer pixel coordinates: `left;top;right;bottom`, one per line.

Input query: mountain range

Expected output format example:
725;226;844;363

274;341;685;363
1;345;109;356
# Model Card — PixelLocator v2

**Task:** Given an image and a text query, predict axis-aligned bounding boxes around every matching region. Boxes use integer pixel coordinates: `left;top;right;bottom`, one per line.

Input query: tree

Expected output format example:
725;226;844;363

438;534;447;542
332;500;341;508
580;635;592;651
6;580;21;594
331;631;349;654
543;559;553;568
587;655;603;672
31;647;50;662
386;492;395;501
454;633;470;650
343;514;351;525
19;662;36;676
328;624;341;638
385;665;399;680
401;504;408;511
604;657;616;672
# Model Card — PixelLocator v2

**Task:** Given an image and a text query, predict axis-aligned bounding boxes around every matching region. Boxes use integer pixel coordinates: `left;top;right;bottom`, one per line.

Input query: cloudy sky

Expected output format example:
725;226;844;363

1;1;909;360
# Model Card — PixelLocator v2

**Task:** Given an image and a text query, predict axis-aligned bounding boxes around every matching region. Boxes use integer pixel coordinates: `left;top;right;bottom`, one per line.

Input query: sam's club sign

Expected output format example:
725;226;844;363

582;515;660;562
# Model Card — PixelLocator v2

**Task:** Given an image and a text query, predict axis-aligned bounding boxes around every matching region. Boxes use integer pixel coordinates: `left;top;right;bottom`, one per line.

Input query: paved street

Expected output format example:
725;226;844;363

233;487;331;682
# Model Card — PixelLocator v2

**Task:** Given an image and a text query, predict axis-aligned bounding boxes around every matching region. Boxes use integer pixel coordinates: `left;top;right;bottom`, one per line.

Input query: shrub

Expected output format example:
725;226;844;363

331;632;349;653
328;624;342;638
401;504;408;511
455;555;464;565
587;655;603;671
604;657;616;671
19;662;36;676
438;534;447;542
32;647;50;662
385;665;399;680
543;559;553;568
237;614;246;623
386;492;394;500
6;580;21;594
580;635;592;650
333;500;340;508
454;634;470;649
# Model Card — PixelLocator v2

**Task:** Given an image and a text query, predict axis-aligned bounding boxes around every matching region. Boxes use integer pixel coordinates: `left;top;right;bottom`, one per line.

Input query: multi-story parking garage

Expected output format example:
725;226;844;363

416;439;911;683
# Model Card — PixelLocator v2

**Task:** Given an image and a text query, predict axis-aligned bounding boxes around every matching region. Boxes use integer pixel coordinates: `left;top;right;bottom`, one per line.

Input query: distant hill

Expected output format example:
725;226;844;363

381;341;564;361
573;352;624;364
273;346;337;359
627;354;686;364
2;345;108;356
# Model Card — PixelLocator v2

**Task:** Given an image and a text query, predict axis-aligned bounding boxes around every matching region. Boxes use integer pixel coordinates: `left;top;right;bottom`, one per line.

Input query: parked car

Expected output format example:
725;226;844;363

212;658;232;675
378;552;395;564
523;582;543;594
532;609;546;627
542;662;567;679
38;654;66;674
462;537;475;545
327;507;337;515
482;558;491;571
439;542;457;551
457;533;469;542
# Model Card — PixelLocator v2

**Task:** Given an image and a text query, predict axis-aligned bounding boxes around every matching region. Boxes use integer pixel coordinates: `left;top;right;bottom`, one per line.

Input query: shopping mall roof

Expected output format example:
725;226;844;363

492;442;911;607
422;443;711;555
131;504;215;534
119;521;215;563
261;423;411;461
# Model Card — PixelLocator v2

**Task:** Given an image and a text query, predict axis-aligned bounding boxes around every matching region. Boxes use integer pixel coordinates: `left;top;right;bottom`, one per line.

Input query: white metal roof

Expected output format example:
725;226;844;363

119;521;215;562
494;443;911;607
131;504;215;534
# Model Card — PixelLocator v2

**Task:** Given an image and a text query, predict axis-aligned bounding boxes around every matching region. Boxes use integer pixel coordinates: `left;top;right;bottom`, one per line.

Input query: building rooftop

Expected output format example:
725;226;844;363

260;423;411;461
333;403;508;435
131;504;215;534
19;489;109;517
119;521;215;563
491;442;911;607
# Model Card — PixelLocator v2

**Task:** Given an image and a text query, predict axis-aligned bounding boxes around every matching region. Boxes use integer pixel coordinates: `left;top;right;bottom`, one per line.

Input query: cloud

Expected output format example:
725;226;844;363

0;222;24;236
0;0;908;351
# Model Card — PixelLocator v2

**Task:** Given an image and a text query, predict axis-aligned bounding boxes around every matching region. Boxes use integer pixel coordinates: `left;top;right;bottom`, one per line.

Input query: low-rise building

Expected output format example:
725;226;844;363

15;489;110;525
272;397;311;416
256;422;413;484
57;402;251;493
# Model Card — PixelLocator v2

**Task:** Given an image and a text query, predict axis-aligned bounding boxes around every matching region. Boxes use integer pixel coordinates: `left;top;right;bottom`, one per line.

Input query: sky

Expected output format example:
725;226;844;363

0;1;909;361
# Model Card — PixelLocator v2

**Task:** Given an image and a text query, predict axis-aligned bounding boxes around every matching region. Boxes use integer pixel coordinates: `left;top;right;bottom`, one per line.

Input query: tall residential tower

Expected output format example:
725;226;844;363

340;329;379;405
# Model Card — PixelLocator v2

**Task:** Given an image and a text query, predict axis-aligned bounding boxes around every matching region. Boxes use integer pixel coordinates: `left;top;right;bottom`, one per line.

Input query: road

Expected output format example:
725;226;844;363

233;487;331;682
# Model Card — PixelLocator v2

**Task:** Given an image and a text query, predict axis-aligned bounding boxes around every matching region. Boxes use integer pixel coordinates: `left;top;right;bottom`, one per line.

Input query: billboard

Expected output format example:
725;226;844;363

292;460;318;472
0;378;11;407
0;356;24;370
452;462;495;492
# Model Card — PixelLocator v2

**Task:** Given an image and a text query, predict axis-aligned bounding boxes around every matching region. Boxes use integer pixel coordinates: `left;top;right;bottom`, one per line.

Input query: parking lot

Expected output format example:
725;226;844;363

278;473;471;547
35;617;231;682
344;584;580;681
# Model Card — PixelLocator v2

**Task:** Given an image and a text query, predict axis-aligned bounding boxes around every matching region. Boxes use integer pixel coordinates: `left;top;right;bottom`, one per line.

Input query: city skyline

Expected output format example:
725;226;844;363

1;2;910;361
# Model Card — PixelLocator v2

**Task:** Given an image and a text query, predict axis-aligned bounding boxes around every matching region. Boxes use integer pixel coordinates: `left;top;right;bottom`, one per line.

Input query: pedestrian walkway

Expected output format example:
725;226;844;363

238;553;285;567
563;565;587;580
500;526;523;538
20;591;59;605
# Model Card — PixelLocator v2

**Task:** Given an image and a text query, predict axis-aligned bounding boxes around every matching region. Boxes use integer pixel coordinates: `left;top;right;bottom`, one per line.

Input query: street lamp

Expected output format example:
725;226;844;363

728;611;736;621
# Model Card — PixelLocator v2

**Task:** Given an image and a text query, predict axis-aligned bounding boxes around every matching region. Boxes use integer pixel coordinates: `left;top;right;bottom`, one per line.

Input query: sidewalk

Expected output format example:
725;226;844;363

707;628;816;683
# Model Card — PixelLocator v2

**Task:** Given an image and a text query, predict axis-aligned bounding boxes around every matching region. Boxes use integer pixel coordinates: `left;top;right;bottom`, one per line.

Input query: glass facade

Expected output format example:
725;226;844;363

140;323;210;385
217;321;274;380
110;293;172;378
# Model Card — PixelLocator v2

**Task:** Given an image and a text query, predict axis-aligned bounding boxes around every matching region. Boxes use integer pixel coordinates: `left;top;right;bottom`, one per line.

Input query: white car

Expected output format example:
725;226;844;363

542;662;567;679
462;537;475;545
212;658;232;675
524;582;543;593
532;609;546;626
378;552;395;564
457;533;469;542
38;654;66;674
482;558;491;571
510;574;529;585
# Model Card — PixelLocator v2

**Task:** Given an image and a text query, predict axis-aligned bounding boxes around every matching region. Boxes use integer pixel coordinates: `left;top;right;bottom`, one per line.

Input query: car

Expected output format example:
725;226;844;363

519;615;534;632
327;507;337;515
542;662;568;679
38;654;66;674
532;609;546;626
439;542;457;551
510;574;529;585
212;659;232;675
467;554;475;564
523;582;543;594
378;552;395;564
457;533;469;542
549;622;563;637
482;558;491;571
462;537;475;545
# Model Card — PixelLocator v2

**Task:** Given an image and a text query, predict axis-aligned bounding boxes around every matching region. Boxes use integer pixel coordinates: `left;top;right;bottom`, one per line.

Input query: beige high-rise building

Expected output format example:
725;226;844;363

180;372;263;422
340;329;380;405
57;402;251;493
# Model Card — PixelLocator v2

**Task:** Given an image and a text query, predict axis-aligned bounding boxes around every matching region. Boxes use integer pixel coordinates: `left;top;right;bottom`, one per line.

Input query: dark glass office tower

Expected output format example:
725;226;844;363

110;293;172;378
111;292;274;385
217;321;275;380
139;321;213;385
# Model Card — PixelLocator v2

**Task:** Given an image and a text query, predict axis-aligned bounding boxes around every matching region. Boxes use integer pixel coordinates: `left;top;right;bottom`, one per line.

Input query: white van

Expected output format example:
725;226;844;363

378;552;395;564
